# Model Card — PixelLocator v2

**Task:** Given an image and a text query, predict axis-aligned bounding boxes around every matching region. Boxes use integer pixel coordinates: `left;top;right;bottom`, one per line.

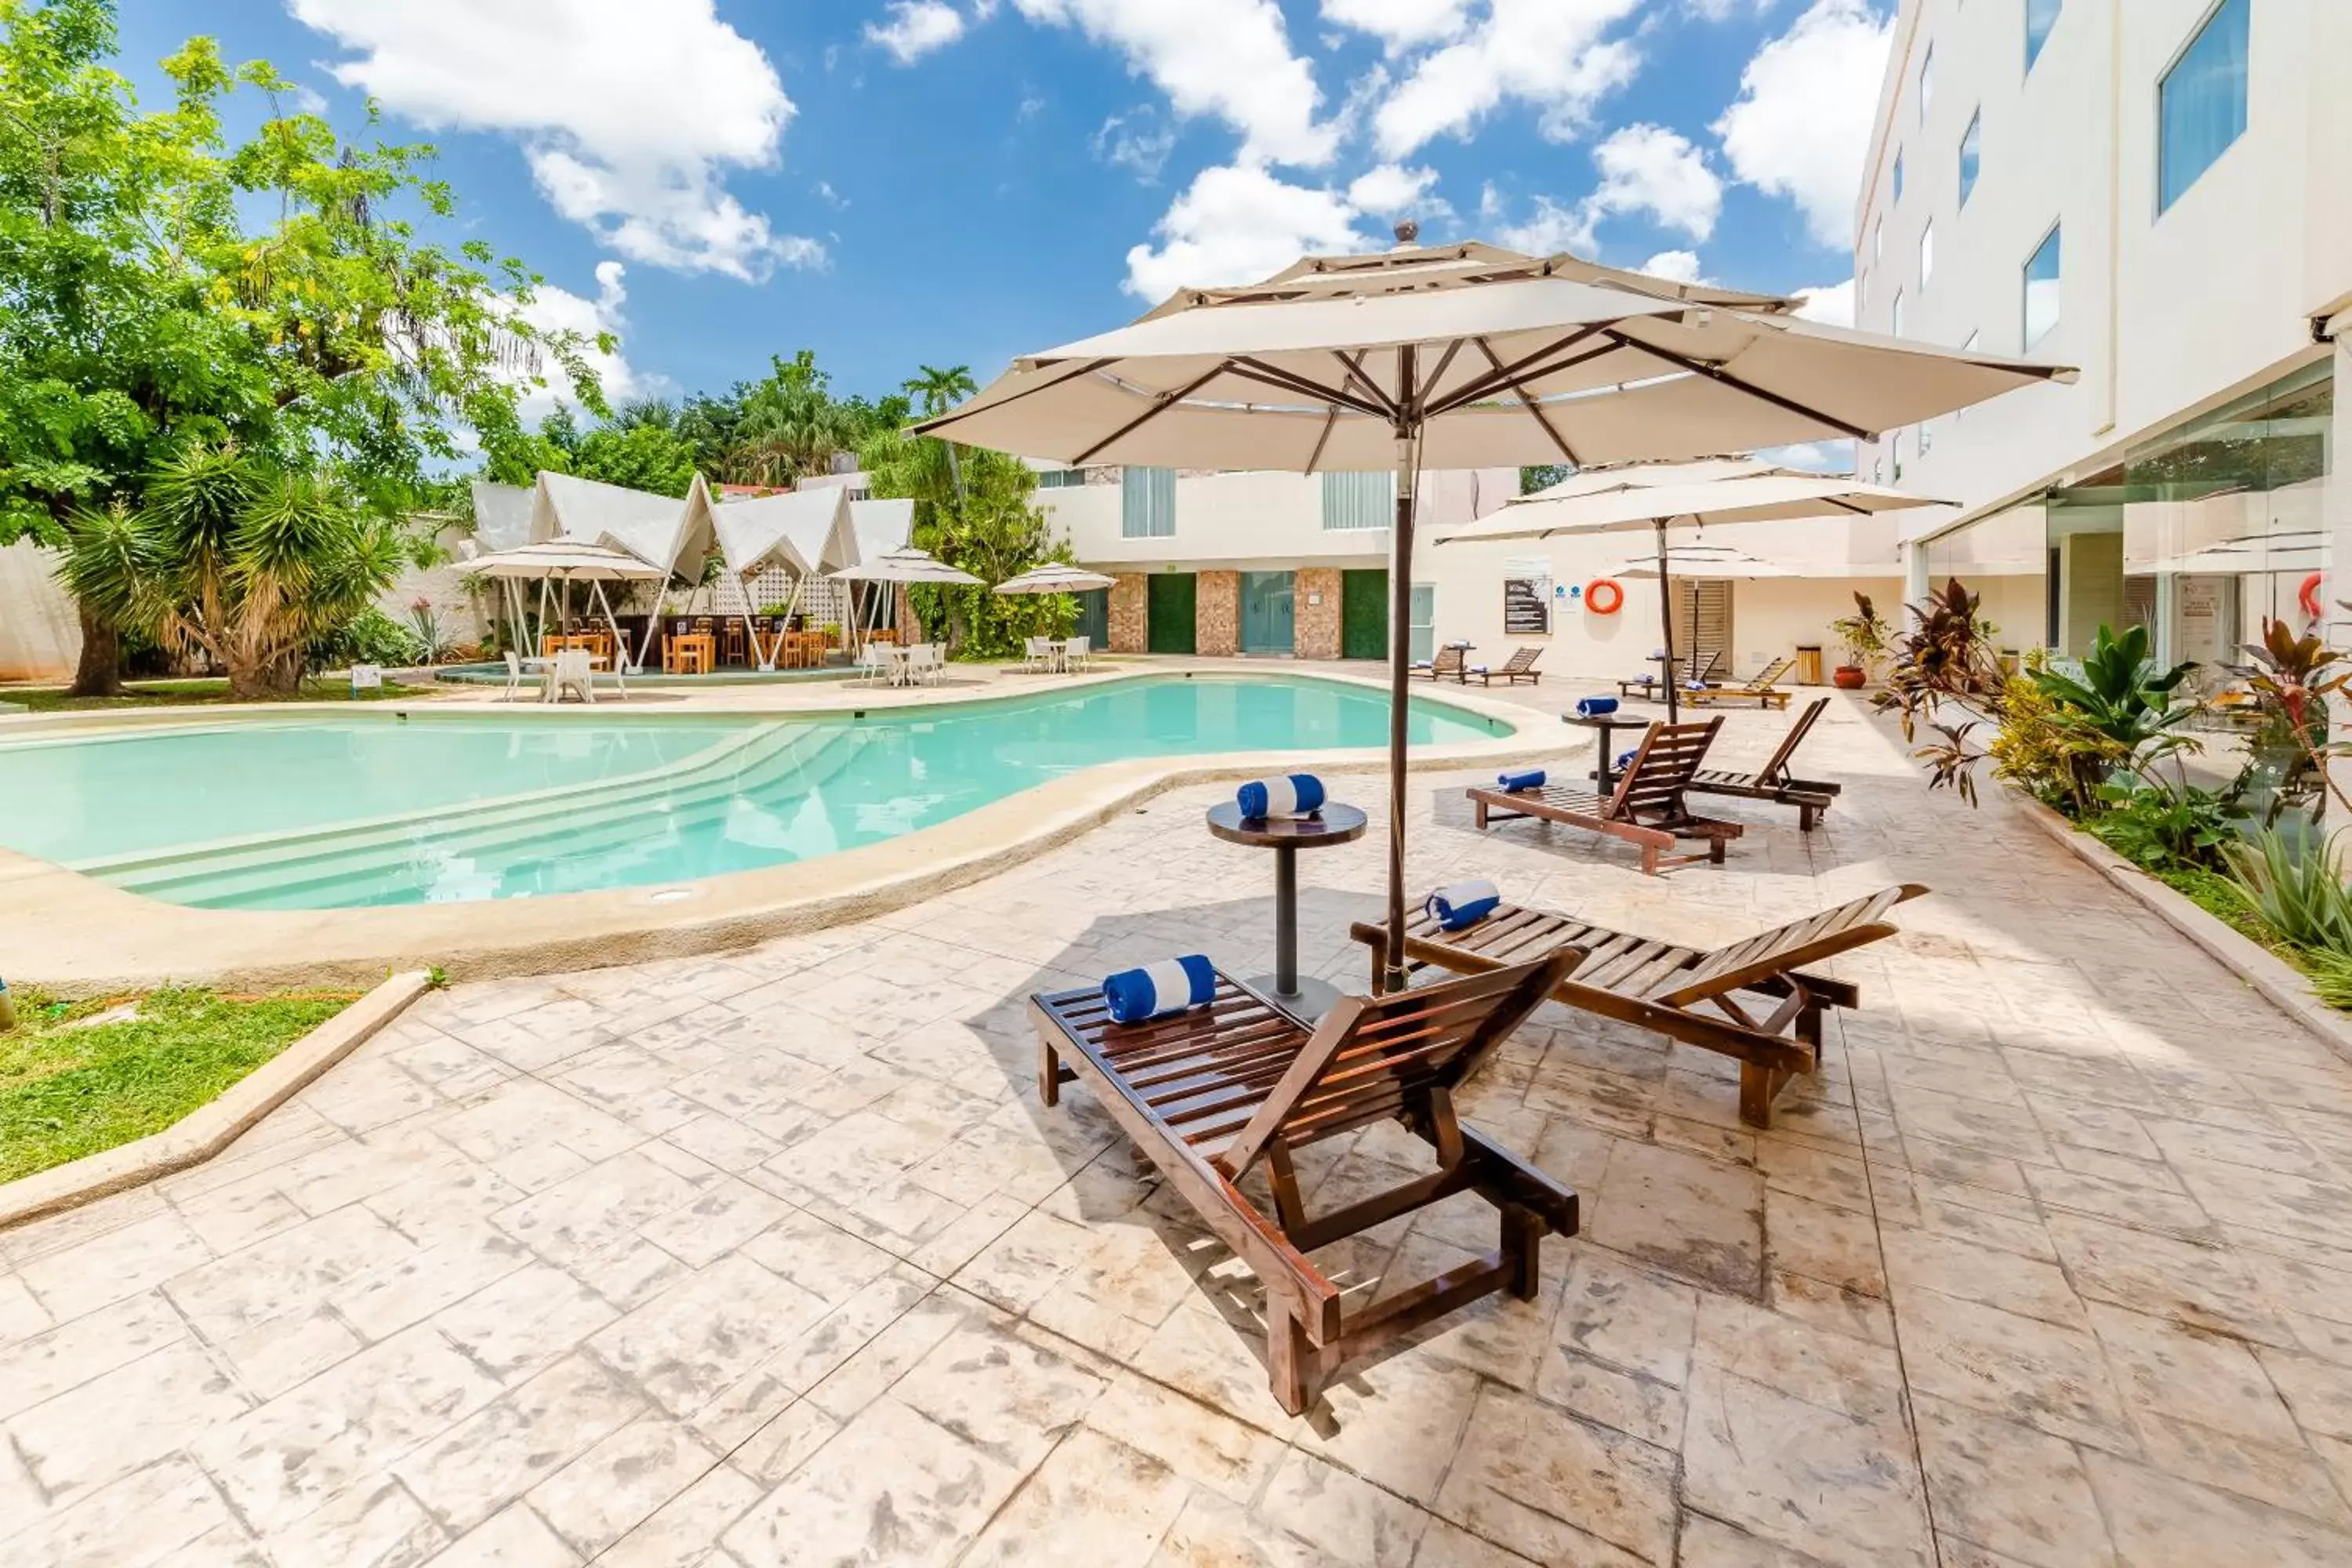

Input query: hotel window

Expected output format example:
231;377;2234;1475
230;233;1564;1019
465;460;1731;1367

1893;150;1905;202
2158;0;2249;215
2024;225;2062;347
1920;417;1936;456
1873;216;1883;263
1892;289;1905;339
1920;223;1934;289
1891;430;1905;483
1120;466;1176;538
1320;470;1396;532
1036;466;1090;489
1958;110;1981;206
1955;330;1980;416
2027;0;2060;73
1919;45;1933;125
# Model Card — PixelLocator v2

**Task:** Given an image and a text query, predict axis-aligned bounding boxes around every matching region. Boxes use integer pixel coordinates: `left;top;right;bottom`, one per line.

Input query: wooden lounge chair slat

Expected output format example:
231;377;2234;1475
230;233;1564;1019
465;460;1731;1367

1467;717;1742;875
1348;884;1926;1130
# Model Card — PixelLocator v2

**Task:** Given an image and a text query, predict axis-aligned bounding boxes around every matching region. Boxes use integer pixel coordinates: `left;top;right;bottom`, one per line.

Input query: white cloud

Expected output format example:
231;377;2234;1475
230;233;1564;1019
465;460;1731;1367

1345;162;1439;216
1321;0;1472;52
1013;0;1337;166
1639;249;1707;285
1124;162;1368;300
1374;0;1642;159
288;0;818;281
517;261;642;420
1714;0;1893;248
1494;194;1595;256
1093;106;1178;183
1792;277;1857;326
1584;122;1722;241
866;1;966;64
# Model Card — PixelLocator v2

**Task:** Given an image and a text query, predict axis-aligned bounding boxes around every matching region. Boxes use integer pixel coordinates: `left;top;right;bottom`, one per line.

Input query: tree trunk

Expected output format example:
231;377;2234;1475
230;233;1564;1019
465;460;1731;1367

68;602;123;697
226;652;305;701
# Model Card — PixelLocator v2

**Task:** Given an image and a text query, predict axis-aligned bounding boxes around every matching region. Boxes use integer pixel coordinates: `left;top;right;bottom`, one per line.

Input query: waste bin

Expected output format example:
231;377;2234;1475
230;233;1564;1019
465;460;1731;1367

1795;644;1824;686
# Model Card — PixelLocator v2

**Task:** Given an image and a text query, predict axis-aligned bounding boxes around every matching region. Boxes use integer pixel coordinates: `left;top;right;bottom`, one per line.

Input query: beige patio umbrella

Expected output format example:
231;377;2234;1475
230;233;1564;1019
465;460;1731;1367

990;564;1120;594
917;235;2072;985
463;539;667;663
1443;457;1955;719
829;546;984;646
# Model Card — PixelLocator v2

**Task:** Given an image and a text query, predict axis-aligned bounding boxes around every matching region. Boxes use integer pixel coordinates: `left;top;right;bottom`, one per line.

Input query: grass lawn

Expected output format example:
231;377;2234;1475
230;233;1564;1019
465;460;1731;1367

0;677;431;713
0;987;358;1185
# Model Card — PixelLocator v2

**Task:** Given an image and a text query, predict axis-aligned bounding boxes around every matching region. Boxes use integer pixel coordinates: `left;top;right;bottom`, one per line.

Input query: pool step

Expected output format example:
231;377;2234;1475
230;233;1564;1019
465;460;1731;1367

103;721;866;906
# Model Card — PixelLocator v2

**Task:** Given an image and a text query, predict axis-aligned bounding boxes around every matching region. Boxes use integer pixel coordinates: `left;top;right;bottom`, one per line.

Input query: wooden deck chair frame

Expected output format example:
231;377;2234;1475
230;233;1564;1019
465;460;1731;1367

1473;647;1544;686
1350;884;1928;1127
1467;717;1743;874
1411;645;1467;682
1030;953;1583;1415
1618;646;1720;701
1687;697;1841;830
1686;655;1795;710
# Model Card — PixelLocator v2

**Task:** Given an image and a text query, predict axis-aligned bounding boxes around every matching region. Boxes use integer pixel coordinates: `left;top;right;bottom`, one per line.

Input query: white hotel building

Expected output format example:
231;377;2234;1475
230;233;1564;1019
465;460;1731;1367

1859;0;2352;671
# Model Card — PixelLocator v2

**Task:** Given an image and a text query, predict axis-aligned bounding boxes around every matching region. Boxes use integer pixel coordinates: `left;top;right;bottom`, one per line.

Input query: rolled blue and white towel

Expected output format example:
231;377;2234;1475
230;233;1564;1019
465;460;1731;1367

1616;749;1639;772
1496;768;1546;793
1575;695;1619;717
1236;773;1325;820
1102;955;1217;1024
1426;879;1501;931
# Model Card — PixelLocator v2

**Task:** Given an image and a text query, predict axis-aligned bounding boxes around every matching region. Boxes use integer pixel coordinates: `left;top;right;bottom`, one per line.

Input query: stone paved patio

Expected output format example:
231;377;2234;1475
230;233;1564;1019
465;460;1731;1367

8;690;2352;1566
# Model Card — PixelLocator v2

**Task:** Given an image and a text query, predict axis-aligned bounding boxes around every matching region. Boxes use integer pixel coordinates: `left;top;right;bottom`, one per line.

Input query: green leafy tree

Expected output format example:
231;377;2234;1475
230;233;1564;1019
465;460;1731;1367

862;421;1065;659
902;364;975;497
0;0;598;692
57;442;409;697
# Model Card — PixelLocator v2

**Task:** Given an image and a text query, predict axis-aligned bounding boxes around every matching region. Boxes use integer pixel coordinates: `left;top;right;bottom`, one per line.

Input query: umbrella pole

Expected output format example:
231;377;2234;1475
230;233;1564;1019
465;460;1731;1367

1657;518;1679;724
1383;407;1417;994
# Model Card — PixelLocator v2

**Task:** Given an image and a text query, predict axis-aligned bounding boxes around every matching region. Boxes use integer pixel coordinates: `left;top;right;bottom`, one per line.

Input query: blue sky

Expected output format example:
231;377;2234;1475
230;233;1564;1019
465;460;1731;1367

113;1;1889;416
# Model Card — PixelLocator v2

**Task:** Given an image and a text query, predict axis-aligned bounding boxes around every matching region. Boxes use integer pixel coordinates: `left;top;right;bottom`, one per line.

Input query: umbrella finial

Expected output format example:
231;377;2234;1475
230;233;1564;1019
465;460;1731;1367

1392;220;1420;248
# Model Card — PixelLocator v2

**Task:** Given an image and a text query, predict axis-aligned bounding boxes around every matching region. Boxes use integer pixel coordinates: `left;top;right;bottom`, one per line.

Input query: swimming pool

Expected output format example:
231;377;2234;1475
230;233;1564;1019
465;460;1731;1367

0;676;1508;911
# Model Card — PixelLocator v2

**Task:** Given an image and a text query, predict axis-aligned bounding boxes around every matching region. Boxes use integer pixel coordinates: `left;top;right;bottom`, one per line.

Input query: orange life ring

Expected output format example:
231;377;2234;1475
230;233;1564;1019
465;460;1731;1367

1585;578;1624;615
2301;572;2325;621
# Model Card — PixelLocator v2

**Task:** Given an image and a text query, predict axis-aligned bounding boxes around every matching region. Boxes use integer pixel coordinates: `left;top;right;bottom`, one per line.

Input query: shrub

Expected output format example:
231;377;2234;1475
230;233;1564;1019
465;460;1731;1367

2223;828;2352;955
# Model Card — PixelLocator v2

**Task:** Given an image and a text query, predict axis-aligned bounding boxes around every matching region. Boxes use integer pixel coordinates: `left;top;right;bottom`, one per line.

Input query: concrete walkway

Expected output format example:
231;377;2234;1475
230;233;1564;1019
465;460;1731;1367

7;690;2352;1567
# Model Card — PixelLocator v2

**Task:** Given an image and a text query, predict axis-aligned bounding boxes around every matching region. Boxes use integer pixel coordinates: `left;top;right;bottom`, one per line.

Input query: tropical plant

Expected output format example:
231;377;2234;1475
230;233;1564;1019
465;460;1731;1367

405;597;458;664
0;1;597;694
1984;667;2125;810
324;605;425;670
2085;775;2243;873
2223;828;2352;954
1828;592;1891;673
1876;579;2016;803
2230;616;2352;818
860;420;1067;659
56;444;413;697
903;365;976;496
2034;623;2197;761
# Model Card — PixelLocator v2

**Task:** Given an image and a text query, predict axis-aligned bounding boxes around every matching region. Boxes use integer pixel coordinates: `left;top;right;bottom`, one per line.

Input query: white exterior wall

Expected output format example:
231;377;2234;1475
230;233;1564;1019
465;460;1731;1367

0;543;78;682
1860;0;2352;539
1036;467;1513;573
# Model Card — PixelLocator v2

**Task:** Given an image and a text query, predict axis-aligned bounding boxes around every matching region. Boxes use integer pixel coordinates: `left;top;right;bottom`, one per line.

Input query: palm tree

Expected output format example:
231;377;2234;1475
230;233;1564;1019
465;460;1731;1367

903;365;976;498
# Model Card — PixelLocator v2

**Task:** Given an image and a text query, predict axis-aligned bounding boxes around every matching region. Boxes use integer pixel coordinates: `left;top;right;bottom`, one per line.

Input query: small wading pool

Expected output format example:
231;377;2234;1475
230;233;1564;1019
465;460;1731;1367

0;675;1510;911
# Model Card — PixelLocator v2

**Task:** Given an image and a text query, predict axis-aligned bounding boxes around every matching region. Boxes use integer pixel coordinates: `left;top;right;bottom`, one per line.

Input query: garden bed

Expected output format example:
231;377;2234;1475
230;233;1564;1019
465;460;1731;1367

1;986;360;1184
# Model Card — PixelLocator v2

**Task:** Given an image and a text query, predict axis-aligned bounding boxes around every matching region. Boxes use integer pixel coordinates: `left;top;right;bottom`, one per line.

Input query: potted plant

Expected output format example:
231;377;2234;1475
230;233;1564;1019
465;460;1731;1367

1828;592;1891;689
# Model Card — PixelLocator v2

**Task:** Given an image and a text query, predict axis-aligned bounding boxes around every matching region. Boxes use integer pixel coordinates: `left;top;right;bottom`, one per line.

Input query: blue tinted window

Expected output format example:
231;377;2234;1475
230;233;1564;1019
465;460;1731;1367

1893;150;1904;202
2027;0;2061;71
1959;111;1981;206
2024;226;2061;347
2158;0;2249;213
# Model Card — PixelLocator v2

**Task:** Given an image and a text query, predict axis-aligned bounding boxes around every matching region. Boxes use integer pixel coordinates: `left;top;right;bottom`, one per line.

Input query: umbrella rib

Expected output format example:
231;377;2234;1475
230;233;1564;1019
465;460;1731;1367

1422;325;1607;414
1411;339;1467;420
1333;350;1402;421
912;357;1120;436
1304;405;1339;474
1599;329;1875;440
1225;358;1388;418
1471;336;1579;465
1423;339;1627;419
1071;361;1237;464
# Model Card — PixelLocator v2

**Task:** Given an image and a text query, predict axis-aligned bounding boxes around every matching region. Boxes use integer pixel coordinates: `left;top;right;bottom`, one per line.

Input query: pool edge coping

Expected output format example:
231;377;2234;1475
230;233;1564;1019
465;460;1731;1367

2;667;1574;994
0;971;433;1232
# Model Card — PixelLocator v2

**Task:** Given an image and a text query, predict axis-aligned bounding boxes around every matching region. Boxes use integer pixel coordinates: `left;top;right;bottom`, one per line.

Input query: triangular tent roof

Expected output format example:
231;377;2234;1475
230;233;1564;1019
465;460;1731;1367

469;482;536;552
713;486;858;577
849;495;916;561
530;470;717;579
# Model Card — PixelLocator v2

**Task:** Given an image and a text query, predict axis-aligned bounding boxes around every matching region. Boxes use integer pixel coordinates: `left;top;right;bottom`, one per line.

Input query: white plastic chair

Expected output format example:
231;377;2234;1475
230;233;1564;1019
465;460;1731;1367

909;643;944;685
1065;634;1091;673
1022;637;1049;673
551;648;595;704
501;649;524;702
856;643;892;687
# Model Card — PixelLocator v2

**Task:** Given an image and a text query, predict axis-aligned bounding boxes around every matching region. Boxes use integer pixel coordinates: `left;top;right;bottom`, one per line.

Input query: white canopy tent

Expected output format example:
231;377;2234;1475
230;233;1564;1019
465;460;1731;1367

1442;457;1954;718
920;237;2070;982
710;487;859;669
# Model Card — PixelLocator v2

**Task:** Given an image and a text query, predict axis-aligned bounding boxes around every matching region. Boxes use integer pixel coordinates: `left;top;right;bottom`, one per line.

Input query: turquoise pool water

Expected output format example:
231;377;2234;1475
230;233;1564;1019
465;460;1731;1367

0;676;1507;910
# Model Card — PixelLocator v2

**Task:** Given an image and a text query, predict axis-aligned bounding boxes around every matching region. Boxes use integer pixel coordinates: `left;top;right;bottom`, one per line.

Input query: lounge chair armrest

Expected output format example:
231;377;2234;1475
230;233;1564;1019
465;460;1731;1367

1457;1127;1580;1234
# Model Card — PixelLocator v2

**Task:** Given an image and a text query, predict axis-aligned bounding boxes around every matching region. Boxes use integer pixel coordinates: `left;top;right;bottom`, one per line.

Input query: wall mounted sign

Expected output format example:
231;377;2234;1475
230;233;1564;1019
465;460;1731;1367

1502;577;1551;636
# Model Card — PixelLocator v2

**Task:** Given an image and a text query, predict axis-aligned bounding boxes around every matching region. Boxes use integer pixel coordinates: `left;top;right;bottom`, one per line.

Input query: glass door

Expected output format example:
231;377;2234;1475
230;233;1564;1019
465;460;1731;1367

1409;583;1436;664
1240;571;1295;654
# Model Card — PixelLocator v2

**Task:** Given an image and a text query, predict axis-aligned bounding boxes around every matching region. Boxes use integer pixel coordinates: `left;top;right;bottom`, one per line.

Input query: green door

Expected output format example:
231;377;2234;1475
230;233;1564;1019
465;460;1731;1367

1341;569;1388;659
1146;572;1196;654
1072;588;1109;648
1240;571;1294;654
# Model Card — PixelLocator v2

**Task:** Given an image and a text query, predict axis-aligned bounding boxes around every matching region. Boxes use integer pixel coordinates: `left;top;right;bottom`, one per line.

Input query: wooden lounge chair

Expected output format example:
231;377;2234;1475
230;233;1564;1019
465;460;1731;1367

1350;884;1928;1127
1466;717;1743;874
1618;647;1720;701
1471;646;1543;686
1410;645;1467;682
1688;697;1842;830
1031;954;1584;1415
1686;655;1795;710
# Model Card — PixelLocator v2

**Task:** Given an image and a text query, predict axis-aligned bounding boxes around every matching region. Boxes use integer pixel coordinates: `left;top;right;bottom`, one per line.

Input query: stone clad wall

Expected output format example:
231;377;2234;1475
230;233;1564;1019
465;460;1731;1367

1196;571;1240;657
1294;568;1341;659
1108;573;1148;653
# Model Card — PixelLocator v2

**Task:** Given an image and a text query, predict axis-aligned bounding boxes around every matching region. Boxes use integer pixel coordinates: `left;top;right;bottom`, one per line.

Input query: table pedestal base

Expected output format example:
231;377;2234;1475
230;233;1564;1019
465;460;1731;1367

1247;974;1349;1025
